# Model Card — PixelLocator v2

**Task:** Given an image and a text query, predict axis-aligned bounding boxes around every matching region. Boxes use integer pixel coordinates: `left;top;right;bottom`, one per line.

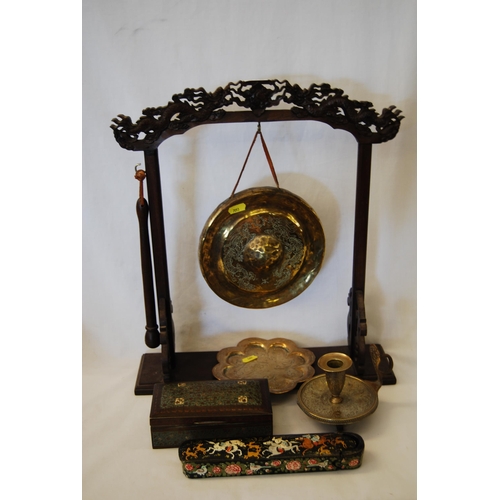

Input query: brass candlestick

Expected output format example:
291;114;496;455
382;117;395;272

297;346;382;426
317;352;353;404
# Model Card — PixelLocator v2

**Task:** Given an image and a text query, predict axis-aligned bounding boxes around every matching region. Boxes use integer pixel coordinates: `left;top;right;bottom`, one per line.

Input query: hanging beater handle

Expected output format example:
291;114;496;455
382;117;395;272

134;163;160;349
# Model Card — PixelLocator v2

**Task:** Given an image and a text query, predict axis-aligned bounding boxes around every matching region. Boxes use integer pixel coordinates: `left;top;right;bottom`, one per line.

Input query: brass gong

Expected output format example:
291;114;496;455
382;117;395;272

199;186;325;308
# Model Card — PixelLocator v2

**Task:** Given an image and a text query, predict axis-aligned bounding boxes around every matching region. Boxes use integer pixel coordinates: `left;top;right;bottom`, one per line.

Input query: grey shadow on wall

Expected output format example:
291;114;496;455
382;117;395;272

164;148;341;352
161;128;204;353
160;75;412;351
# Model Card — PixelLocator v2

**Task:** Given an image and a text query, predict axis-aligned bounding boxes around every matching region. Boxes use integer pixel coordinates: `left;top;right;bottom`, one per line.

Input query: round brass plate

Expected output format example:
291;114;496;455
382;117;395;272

212;337;316;394
297;374;378;426
199;187;325;308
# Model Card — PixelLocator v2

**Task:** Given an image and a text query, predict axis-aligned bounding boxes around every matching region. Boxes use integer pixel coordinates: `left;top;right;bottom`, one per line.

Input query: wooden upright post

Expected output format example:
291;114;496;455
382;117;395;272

144;149;175;379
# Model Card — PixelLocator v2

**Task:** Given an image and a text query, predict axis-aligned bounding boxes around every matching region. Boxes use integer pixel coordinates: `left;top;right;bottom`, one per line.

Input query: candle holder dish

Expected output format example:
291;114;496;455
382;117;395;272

297;345;382;426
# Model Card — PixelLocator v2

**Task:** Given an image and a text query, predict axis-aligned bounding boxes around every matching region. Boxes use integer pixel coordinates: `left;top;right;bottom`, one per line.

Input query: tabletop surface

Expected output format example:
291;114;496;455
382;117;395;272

83;344;416;500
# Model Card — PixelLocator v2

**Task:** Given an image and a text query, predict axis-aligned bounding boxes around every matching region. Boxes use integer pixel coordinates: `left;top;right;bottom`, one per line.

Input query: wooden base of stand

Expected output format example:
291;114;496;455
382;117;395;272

134;344;396;395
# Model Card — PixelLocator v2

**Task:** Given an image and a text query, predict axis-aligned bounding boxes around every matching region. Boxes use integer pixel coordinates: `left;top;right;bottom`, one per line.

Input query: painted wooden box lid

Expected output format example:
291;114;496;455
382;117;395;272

178;432;364;478
150;379;273;448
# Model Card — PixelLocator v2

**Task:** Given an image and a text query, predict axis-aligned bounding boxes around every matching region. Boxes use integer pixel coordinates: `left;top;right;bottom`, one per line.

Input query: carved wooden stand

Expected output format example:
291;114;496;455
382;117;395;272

111;80;403;395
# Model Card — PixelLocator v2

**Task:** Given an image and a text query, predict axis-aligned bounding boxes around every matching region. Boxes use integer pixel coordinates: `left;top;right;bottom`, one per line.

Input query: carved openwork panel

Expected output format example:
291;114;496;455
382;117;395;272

111;80;403;150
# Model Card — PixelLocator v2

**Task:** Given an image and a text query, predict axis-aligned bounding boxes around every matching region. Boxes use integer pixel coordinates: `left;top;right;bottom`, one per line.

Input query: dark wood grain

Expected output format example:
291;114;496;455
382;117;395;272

112;80;403;393
134;344;396;396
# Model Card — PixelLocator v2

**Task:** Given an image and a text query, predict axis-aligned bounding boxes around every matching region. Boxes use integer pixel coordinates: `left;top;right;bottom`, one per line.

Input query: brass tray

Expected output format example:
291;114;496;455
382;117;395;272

212;337;316;394
297;374;378;426
199;187;325;308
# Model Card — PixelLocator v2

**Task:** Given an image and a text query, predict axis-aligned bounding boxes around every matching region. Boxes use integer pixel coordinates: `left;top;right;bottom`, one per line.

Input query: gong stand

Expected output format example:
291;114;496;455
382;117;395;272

111;80;403;395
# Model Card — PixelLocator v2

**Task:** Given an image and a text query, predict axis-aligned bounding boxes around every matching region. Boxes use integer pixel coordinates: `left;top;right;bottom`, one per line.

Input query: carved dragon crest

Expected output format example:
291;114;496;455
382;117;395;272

111;80;403;150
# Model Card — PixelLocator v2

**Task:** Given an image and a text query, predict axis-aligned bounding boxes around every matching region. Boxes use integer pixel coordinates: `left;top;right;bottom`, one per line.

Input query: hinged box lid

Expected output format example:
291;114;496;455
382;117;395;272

150;379;272;427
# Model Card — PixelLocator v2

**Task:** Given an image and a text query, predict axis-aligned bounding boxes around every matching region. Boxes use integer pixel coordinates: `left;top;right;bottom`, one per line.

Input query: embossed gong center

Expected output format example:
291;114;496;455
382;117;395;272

243;234;283;271
221;213;306;293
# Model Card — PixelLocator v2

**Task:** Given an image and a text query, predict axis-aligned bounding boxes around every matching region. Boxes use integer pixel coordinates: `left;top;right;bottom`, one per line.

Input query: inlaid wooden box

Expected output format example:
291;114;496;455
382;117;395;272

149;379;273;449
178;432;364;478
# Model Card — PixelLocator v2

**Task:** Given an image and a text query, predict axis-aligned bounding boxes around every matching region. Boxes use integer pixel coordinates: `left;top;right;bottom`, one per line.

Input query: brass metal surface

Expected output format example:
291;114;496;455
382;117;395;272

199;187;325;308
317;352;353;404
212;337;316;394
297;374;379;425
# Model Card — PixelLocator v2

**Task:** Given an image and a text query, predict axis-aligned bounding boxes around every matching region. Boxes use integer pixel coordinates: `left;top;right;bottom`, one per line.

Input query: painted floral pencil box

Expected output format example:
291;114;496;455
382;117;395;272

178;432;364;478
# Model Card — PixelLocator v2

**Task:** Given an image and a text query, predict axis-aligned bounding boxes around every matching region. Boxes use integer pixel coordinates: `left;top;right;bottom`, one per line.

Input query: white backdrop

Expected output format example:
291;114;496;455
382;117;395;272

83;0;416;363
83;1;416;498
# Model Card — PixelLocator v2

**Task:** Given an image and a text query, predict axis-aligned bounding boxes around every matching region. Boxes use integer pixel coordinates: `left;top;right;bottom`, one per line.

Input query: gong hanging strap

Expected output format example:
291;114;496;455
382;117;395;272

231;123;280;197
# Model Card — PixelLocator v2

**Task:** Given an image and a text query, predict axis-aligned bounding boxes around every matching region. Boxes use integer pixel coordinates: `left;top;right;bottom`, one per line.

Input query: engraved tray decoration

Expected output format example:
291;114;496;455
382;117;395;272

212;337;315;394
